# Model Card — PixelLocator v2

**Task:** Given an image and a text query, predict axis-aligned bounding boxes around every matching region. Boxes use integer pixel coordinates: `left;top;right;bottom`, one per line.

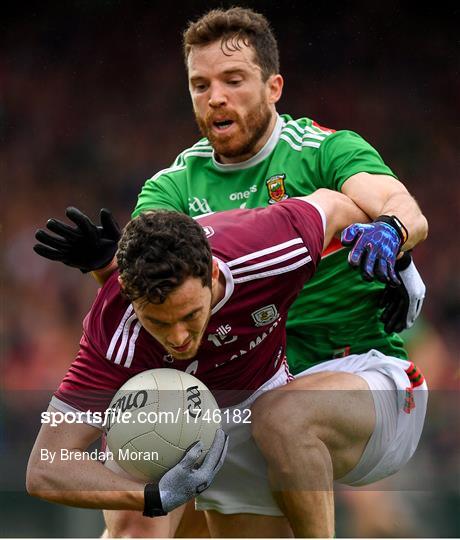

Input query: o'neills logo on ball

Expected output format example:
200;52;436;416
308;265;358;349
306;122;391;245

186;385;202;418
105;390;149;431
266;173;288;204
111;390;148;414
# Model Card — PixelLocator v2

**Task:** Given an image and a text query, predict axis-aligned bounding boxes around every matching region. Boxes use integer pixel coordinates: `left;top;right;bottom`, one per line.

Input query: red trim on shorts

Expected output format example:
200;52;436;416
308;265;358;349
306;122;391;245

405;362;425;388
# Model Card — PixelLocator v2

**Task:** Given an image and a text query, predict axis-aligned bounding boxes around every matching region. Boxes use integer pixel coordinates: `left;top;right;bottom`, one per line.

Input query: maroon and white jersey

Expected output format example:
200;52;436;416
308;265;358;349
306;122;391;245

53;198;324;413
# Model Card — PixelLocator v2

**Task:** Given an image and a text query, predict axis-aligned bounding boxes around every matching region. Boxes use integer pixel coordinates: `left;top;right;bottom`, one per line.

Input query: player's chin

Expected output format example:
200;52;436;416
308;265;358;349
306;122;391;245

213;139;247;159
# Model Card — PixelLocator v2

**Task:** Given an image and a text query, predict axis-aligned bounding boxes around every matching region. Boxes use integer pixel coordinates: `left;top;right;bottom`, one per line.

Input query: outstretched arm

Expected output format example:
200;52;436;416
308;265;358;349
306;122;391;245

26;407;145;510
27;405;228;515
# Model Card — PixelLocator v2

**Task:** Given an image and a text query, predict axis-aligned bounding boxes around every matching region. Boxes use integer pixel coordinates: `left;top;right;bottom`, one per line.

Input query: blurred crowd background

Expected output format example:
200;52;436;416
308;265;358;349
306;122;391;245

2;0;459;537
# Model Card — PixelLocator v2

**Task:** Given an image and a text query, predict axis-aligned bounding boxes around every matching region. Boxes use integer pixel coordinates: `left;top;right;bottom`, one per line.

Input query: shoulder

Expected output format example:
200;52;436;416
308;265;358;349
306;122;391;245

278;116;373;153
172;138;214;168
148;139;214;183
278;115;336;152
200;200;324;268
83;272;139;361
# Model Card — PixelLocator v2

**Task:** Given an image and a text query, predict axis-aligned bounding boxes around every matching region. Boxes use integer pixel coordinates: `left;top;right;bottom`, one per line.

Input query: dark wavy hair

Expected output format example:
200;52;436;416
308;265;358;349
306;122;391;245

117;211;213;305
183;7;279;82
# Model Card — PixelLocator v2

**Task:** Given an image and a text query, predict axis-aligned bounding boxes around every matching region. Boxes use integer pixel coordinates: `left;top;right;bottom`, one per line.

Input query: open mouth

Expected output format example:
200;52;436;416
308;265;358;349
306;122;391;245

213;119;234;131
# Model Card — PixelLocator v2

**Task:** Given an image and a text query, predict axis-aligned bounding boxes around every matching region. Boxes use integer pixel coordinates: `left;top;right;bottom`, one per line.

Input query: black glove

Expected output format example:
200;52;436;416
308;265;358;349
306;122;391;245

380;251;426;333
34;207;121;273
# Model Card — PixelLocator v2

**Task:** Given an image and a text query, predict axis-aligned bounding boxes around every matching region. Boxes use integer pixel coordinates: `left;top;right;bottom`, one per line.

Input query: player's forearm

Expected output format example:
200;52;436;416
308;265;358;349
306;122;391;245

341;173;428;250
378;191;428;249
26;455;145;510
91;257;118;286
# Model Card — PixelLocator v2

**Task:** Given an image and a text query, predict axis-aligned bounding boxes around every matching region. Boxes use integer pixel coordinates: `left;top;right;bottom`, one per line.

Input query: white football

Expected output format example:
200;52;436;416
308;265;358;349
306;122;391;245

106;368;221;482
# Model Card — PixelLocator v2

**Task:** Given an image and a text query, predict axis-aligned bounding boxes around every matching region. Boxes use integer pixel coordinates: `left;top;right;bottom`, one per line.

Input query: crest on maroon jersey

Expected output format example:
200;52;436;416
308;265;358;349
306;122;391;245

251;304;279;327
266;173;289;204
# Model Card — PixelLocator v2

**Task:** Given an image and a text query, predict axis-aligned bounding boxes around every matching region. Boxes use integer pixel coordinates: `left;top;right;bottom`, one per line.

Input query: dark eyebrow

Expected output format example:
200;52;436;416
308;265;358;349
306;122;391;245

145;307;202;325
221;68;247;75
189;68;249;83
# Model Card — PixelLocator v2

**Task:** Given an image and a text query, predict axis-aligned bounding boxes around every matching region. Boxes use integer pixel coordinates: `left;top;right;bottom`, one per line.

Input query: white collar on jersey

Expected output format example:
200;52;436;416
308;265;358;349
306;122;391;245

211;114;284;171
211;257;234;315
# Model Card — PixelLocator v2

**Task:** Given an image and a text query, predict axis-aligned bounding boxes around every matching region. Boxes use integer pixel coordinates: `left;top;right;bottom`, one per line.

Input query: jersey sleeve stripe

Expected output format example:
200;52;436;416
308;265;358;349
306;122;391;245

303;132;327;141
148;164;186;182
304;124;333;136
227;238;304;268
113;312;138;365
231;247;309;275
149;143;212;180
282;126;324;143
106;305;134;360
280;134;321;151
282;124;327;142
182;151;213;159
233;256;312;283
283;119;304;136
124;321;142;368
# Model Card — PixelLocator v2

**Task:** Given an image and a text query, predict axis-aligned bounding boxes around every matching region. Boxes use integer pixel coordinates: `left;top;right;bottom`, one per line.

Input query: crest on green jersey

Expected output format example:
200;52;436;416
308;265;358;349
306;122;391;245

266;173;289;204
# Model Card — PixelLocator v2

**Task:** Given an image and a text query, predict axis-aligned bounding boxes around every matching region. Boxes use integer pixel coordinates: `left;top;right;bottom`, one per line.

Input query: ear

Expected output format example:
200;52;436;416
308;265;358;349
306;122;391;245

267;74;283;105
118;275;124;290
211;258;220;282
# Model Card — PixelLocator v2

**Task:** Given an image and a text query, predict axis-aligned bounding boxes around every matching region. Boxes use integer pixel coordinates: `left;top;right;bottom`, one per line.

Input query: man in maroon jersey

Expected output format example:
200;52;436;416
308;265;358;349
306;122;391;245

27;189;368;537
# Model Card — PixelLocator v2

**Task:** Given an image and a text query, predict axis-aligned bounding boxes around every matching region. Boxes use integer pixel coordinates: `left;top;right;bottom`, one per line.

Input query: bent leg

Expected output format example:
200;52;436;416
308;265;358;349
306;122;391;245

103;504;185;538
205;510;293;538
251;371;375;537
174;503;210;538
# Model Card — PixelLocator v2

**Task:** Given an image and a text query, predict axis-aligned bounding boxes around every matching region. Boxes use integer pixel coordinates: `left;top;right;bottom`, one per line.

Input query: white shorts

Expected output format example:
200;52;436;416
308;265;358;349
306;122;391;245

107;351;428;516
195;362;291;516
296;349;428;486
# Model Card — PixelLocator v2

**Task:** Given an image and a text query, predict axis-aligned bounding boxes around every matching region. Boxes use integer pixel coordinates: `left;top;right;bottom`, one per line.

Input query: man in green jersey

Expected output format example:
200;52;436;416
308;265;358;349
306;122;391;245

35;6;428;538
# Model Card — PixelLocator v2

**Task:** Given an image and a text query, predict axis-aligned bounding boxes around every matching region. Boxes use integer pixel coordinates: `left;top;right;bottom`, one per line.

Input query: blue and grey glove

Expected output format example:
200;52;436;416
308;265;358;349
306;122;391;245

380;252;426;333
143;428;228;517
341;215;409;285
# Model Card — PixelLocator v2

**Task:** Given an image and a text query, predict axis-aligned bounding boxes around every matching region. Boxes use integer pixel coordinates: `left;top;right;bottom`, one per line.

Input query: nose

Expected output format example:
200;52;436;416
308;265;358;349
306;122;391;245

166;323;190;347
208;82;227;108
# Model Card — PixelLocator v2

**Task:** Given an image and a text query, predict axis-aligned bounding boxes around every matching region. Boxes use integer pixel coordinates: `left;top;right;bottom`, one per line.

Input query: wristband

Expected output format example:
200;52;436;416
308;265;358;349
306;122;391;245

376;215;409;246
143;483;167;517
395;250;412;271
